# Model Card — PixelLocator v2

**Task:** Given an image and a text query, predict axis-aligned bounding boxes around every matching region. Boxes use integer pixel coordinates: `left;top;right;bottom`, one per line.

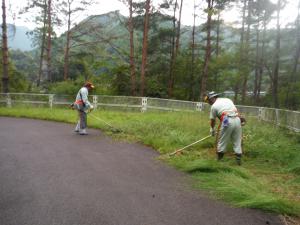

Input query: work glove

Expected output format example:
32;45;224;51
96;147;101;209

240;116;246;126
210;127;215;136
87;105;94;113
69;103;75;110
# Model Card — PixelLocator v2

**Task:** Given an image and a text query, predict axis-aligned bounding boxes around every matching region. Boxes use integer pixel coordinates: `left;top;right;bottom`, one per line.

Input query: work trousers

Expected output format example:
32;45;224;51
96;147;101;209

78;110;87;129
217;117;242;154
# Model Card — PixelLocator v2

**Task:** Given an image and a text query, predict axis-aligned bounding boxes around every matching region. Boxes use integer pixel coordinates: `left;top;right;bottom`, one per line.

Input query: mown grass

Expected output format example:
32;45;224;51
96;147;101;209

1;107;300;216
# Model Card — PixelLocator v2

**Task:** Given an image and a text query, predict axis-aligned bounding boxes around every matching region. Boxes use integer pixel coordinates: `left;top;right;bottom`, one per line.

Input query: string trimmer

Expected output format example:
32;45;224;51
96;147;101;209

89;113;122;133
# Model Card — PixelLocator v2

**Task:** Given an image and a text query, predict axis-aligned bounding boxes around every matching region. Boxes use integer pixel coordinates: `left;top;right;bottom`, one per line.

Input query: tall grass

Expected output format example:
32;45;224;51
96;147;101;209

1;107;300;216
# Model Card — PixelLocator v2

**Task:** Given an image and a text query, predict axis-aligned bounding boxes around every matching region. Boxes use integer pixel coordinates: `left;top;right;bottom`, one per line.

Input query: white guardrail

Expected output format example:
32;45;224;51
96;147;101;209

0;93;299;132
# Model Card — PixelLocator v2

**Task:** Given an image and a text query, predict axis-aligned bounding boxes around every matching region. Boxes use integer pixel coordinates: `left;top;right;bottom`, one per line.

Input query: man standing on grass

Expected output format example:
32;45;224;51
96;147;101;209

204;91;244;165
73;82;94;135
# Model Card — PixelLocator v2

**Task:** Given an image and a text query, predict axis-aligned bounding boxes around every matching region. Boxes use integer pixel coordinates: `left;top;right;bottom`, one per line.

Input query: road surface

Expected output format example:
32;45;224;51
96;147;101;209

0;117;283;225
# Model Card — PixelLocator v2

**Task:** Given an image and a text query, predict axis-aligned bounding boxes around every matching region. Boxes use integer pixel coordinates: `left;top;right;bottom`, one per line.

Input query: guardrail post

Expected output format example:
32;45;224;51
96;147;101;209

141;97;147;112
49;94;54;108
93;95;98;110
196;102;203;111
6;93;11;108
258;107;262;120
275;109;280;125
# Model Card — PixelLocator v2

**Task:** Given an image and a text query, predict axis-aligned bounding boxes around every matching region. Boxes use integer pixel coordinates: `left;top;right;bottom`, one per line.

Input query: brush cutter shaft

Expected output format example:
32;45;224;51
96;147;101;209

89;114;115;128
169;135;211;156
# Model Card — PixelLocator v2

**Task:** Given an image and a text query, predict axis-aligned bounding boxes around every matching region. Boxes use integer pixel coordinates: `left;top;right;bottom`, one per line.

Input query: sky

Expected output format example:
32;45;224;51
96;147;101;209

2;0;300;32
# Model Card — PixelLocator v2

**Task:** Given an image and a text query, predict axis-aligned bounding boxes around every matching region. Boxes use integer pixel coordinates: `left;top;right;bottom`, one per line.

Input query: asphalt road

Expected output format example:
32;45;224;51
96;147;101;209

0;117;283;225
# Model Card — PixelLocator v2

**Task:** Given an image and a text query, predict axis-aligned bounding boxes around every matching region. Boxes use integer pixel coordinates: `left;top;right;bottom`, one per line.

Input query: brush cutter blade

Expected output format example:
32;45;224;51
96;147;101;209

111;128;122;133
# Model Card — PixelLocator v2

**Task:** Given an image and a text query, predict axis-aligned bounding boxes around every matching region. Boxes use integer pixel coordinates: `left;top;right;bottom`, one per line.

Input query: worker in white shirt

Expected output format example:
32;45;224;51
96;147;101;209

204;91;244;165
73;82;95;135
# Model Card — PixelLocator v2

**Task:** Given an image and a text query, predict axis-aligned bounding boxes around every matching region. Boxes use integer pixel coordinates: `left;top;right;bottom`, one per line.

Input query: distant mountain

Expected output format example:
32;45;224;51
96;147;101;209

4;24;34;51
74;11;241;47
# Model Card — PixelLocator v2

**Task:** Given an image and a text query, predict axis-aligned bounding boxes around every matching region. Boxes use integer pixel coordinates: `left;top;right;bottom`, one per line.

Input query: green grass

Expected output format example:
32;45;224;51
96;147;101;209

1;107;300;216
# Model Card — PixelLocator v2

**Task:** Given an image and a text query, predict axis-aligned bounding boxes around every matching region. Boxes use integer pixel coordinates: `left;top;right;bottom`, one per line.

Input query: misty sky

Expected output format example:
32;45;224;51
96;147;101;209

2;0;299;33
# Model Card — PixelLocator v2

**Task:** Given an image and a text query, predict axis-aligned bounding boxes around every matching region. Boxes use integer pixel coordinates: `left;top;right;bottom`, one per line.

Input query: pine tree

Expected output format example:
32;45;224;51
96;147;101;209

200;0;214;99
1;0;9;93
140;0;151;96
60;0;95;80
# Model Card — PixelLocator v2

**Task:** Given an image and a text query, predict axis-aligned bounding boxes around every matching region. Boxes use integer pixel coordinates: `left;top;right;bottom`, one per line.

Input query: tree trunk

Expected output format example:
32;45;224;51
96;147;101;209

214;11;221;90
216;11;221;57
63;1;72;81
37;0;47;87
168;0;178;98
286;43;300;108
257;17;267;103
241;0;251;104
272;0;281;108
175;0;183;55
128;0;136;96
46;0;52;82
189;0;196;101
234;0;247;102
286;0;300;109
200;0;213;99
168;0;183;98
140;0;150;96
1;0;9;93
253;24;260;102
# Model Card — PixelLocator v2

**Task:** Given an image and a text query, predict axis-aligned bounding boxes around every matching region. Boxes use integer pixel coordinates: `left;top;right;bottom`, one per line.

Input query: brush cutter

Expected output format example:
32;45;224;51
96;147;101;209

89;113;122;133
69;103;122;133
169;135;212;156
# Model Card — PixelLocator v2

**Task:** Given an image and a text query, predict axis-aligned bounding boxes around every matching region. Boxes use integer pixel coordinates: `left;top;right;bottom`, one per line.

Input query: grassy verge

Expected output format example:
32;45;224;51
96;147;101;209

1;107;300;216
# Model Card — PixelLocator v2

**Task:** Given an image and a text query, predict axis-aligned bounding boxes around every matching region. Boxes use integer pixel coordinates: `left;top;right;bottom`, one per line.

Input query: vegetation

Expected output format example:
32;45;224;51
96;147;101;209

0;107;299;216
1;1;300;109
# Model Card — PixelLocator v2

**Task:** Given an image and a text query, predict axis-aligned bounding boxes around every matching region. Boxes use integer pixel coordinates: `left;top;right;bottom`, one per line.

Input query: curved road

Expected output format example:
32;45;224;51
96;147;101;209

0;117;282;225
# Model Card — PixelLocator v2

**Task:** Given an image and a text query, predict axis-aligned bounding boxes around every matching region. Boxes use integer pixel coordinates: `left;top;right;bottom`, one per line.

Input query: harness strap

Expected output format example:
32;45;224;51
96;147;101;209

74;90;86;108
79;91;86;107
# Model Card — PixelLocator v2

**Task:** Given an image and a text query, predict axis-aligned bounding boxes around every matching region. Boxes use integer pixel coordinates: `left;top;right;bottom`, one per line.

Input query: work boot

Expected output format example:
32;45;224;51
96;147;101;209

235;154;242;166
79;129;88;135
74;122;80;132
217;152;224;161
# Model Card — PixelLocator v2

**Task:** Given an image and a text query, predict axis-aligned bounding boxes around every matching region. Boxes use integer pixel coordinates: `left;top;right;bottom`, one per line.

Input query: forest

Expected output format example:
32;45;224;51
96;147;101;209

1;0;300;110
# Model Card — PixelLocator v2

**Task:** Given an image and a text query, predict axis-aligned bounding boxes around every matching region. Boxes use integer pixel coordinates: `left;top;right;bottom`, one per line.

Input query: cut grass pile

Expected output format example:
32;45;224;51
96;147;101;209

0;107;299;216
